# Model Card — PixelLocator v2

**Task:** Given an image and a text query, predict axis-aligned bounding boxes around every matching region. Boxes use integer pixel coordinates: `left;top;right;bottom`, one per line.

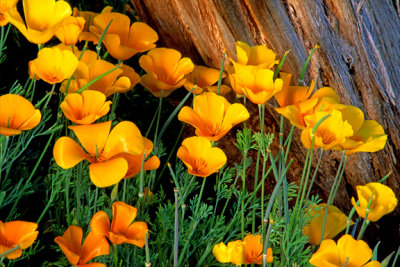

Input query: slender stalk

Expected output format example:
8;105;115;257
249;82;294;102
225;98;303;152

139;151;147;199
153;90;164;154
167;163;185;207
216;52;225;95
65;171;71;225
145;231;151;266
0;245;20;258
194;178;206;217
319;151;347;244
357;193;374;240
174;188;179;267
75;162;83;225
305;149;324;201
252;104;265;233
7;131;55;220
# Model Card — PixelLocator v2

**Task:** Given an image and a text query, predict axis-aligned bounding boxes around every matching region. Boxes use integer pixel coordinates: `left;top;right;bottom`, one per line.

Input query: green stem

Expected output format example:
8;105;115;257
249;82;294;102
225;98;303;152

145;232;151;266
319;151;347;244
65;171;71;225
174;188;179;267
216;52;225;95
252;104;265;233
77;64;121;93
194;178;206;217
0;245;20;258
7;131;55;221
76;162;83;225
153;90;163;154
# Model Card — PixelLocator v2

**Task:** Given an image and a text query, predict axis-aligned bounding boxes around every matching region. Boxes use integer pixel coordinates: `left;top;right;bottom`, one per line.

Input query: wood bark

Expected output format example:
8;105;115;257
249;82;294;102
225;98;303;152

131;0;400;249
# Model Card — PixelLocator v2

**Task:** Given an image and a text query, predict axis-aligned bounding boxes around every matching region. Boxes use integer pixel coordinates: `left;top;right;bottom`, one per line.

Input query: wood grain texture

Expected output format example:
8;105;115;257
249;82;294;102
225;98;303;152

130;0;400;217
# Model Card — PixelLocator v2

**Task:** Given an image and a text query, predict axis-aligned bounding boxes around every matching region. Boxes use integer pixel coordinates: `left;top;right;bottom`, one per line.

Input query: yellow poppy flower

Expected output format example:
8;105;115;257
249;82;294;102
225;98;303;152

54;225;109;266
55;16;85;45
178;92;249;141
90;201;148;247
29;46;79;84
0;94;41;136
309;234;380;267
0;220;38;260
7;0;72;44
243;234;273;264
177;136;227;177
73;6;113;43
139;48;194;97
60;90;112;125
351;182;397;222
229;62;283;105
212;240;244;266
338;105;387;155
235;41;278;68
0;0;18;26
275;72;343;129
303;203;349;245
122;137;160;179
90;12;158;61
183;65;231;95
60;59;139;97
53;121;145;187
300;110;353;150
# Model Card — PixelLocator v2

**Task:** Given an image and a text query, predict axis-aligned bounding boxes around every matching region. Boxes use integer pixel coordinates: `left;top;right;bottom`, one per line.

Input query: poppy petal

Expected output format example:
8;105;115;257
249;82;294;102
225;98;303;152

90;211;111;237
124;221;148;248
54;225;82;265
79;231;110;264
103;121;144;157
89;158;128;187
111;201;137;235
53;136;88;168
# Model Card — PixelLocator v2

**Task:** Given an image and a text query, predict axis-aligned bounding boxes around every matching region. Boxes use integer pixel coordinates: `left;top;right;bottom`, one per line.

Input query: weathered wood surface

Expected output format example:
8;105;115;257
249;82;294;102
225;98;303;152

131;0;400;224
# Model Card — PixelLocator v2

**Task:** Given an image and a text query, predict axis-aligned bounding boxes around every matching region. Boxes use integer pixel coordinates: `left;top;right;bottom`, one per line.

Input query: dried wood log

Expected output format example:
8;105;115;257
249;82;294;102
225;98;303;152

131;0;400;252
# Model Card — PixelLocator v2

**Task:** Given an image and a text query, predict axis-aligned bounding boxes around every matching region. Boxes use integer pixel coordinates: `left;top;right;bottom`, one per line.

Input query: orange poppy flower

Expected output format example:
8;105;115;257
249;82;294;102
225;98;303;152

177;136;227;177
351;182;397;222
235;41;278;68
139;48;194;97
73;6;113;43
274;73;343;129
122;137;160;179
212;240;244;266
0;0;18;26
302;203;349;245
309;235;380;267
7;0;72;44
229;62;283;105
178;92;249;141
0;220;38;260
90;12;158;61
243;234;273;264
300;110;353;150
53;121;145;187
60;58;139;97
336;105;387;155
60;90;112;125
29;46;79;84
55;16;85;45
90;201;148;247
0;94;41;136
54;225;109;266
183;65;231;95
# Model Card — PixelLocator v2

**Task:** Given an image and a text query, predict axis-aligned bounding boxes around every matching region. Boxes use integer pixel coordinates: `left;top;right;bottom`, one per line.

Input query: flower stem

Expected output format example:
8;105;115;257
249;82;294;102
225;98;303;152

174;188;179;267
0;244;20;258
194;178;206;218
